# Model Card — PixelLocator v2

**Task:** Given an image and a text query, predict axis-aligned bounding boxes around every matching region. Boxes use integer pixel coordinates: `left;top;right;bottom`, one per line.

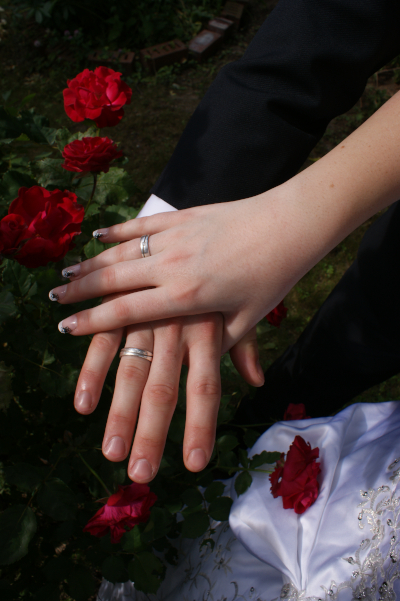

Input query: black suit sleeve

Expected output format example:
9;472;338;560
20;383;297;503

151;0;400;209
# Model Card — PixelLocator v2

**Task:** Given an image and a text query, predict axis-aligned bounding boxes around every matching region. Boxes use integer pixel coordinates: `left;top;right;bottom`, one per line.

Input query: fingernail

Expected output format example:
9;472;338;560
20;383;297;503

62;264;81;278
129;459;153;482
187;448;207;472
75;390;92;412
256;361;265;384
93;229;108;239
104;436;126;460
58;315;78;334
49;285;67;302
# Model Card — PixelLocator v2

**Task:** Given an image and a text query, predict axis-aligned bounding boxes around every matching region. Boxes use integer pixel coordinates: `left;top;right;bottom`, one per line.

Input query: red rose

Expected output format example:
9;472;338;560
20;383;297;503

266;300;288;328
63;67;132;128
270;435;321;514
83;483;157;544
62;136;123;174
2;186;84;268
0;213;29;257
283;403;310;421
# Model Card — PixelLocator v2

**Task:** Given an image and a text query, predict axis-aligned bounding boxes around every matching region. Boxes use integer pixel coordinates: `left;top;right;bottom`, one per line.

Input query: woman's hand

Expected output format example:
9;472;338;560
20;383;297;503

51;189;307;352
76;297;264;482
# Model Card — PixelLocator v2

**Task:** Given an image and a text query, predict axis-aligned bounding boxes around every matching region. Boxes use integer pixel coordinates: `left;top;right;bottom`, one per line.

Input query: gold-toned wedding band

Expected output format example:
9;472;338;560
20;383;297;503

140;235;151;258
119;347;153;362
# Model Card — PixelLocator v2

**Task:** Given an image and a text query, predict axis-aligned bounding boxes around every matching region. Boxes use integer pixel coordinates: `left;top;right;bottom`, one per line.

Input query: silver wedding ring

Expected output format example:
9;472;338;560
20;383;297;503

119;347;153;362
140;235;151;258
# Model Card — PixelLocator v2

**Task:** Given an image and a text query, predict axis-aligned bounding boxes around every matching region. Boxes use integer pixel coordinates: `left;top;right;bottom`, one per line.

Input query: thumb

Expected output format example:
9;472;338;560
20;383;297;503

229;326;265;387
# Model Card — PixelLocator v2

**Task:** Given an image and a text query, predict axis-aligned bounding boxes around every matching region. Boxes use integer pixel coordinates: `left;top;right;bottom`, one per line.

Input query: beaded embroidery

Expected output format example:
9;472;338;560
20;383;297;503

275;458;400;601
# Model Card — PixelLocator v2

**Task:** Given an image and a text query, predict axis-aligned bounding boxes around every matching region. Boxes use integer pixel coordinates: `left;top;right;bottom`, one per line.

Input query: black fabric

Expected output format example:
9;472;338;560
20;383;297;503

152;0;400;208
246;201;400;428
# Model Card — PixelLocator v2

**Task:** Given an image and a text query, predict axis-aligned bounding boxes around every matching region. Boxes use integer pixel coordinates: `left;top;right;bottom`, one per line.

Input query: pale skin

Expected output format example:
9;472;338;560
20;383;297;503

51;90;400;482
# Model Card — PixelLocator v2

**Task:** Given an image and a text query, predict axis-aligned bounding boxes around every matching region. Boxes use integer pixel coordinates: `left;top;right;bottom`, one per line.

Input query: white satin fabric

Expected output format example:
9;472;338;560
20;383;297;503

136;194;177;218
97;401;400;601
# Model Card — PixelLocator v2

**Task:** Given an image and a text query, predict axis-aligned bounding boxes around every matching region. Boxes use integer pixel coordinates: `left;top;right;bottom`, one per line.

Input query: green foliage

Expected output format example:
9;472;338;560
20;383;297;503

0;96;281;599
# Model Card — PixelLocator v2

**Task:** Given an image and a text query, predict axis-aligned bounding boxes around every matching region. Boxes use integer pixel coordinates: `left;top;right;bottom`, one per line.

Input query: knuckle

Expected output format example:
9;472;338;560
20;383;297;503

190;378;220;398
173;283;201;309
146;382;177;405
101;265;117;289
119;360;148;381
92;333;117;354
114;297;131;322
107;410;131;427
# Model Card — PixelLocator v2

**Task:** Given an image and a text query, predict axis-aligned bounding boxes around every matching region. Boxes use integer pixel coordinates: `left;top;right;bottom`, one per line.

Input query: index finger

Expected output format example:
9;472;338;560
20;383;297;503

92;207;196;243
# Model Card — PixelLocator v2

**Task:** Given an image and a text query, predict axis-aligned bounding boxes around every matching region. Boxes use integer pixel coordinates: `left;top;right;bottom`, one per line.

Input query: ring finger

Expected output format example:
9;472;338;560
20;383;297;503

102;324;154;462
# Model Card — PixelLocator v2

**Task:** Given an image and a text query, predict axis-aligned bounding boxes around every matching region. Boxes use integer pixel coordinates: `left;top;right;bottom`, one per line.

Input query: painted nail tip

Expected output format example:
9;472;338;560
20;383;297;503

49;291;59;301
93;231;104;239
62;269;74;278
58;322;72;334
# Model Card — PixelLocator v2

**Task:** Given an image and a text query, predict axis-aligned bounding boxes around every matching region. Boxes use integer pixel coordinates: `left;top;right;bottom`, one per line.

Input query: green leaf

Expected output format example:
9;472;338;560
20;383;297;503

181;488;203;508
0;505;37;565
92;167;137;205
55;125;99;153
142;507;173;543
19;94;36;109
121;525;144;553
83;238;104;259
0;107;23;141
216;434;238;454
238;448;249;469
38;364;78;398
128;552;163;594
249;450;282;469
208;496;233;522
0;288;17;323
42;556;73;582
181;510;209;539
243;429;260;448
102;556;126;584
2;260;36;297
204;481;225;503
0;170;38;203
37;478;78;521
68;566;95;601
234;470;253;497
5;462;43;493
31;158;73;190
167;413;185;443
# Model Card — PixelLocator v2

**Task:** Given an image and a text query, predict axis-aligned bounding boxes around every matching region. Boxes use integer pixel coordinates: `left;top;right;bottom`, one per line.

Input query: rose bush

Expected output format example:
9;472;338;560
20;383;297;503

270;435;321;514
62;136;123;174
0;186;84;268
84;483;157;543
63;66;133;128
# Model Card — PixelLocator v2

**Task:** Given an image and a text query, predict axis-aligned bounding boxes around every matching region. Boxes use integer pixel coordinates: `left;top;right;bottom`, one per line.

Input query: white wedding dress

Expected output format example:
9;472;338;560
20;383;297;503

97;401;400;601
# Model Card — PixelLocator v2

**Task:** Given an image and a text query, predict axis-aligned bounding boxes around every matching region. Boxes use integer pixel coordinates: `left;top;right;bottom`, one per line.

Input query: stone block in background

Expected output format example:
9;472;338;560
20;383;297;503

207;17;235;39
140;39;188;73
87;49;135;74
220;1;244;27
188;30;223;62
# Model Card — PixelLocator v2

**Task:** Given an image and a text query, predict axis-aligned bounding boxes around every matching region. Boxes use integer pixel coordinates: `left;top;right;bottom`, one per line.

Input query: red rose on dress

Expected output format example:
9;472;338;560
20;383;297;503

63;67;132;128
62;136;123;173
283;403;310;421
266;300;288;328
269;435;320;514
1;186;84;268
83;483;157;544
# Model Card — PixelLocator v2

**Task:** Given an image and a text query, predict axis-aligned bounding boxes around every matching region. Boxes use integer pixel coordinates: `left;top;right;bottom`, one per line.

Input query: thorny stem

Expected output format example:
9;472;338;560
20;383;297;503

79;452;111;496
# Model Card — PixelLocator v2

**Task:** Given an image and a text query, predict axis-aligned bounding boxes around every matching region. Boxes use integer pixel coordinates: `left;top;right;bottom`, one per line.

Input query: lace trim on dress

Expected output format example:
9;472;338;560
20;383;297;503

276;458;400;601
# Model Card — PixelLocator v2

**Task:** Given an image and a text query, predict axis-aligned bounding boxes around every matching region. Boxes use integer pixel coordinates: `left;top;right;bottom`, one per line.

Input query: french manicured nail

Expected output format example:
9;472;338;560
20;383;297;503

93;228;109;239
49;285;67;302
188;448;207;472
75;390;92;412
58;315;78;334
104;436;126;460
62;264;81;278
130;459;153;482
